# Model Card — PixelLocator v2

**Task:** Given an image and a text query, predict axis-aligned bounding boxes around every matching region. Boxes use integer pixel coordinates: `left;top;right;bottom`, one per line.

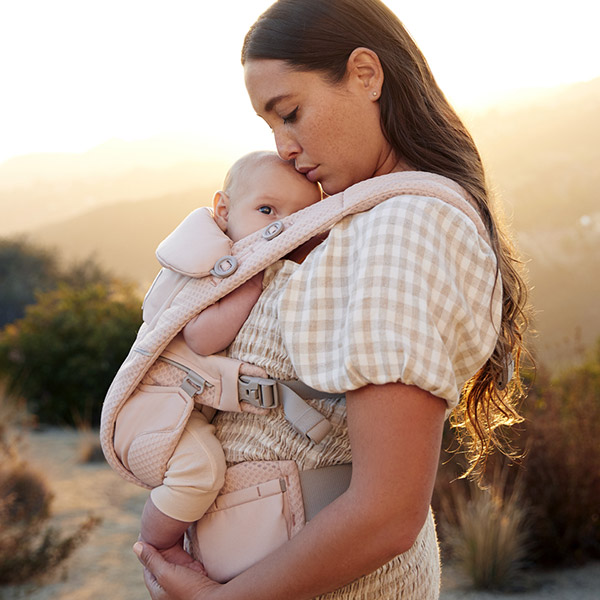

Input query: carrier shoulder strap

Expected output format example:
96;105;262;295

100;171;488;486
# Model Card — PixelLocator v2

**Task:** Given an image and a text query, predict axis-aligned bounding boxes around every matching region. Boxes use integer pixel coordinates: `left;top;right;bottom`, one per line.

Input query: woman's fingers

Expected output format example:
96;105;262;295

133;541;219;599
143;565;171;600
134;542;171;598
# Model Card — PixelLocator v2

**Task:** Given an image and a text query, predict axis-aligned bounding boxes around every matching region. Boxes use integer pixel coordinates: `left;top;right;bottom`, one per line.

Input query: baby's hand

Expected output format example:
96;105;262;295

138;535;207;575
156;543;207;575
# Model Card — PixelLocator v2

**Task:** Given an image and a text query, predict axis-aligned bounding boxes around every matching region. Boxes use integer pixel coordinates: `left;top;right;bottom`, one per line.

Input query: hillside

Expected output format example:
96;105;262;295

464;77;600;367
0;136;229;235
465;77;600;231
3;77;599;369
30;188;215;288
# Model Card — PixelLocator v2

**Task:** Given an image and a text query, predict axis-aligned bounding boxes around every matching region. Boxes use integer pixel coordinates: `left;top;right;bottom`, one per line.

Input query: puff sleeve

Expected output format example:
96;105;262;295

278;195;502;410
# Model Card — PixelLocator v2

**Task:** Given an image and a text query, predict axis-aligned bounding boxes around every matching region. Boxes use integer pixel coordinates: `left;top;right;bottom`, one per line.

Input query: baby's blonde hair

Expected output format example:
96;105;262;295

223;151;290;201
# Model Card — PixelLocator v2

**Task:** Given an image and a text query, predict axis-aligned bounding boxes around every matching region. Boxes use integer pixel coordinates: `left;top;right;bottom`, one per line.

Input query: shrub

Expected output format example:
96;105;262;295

440;466;531;590
517;357;600;565
0;281;141;426
0;239;60;328
76;425;106;464
0;463;53;524
0;505;100;585
435;340;600;571
0;398;101;585
0;238;118;330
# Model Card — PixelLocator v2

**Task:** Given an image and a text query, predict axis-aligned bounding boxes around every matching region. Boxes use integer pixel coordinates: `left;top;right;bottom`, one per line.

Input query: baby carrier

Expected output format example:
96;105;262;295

100;171;487;487
99;171;488;581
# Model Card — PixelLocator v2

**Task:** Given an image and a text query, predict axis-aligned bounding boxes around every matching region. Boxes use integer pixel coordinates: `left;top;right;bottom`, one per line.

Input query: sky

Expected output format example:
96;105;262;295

0;0;598;164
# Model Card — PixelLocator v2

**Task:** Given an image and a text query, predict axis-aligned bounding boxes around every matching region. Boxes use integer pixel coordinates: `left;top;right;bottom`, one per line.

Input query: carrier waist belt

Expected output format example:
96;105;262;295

299;464;352;521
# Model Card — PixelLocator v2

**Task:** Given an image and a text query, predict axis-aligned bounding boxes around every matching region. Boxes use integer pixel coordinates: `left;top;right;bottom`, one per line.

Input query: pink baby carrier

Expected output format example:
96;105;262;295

99;172;488;581
100;171;487;489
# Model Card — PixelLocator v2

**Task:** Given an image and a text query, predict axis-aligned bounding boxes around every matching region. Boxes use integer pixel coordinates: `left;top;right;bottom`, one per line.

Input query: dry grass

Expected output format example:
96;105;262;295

0;506;100;585
74;423;105;464
440;467;531;590
0;387;101;585
518;361;600;564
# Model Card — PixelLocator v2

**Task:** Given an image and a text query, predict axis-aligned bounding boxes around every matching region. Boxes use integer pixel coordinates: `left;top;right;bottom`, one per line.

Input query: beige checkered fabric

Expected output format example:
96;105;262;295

279;195;501;409
100;171;494;487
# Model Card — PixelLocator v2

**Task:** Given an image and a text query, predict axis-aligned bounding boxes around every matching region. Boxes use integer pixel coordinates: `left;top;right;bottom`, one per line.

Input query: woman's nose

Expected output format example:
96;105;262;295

274;129;301;161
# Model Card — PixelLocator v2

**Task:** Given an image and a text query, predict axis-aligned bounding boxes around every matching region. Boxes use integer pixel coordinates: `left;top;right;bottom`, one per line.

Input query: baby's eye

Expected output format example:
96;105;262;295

258;206;272;215
282;106;298;125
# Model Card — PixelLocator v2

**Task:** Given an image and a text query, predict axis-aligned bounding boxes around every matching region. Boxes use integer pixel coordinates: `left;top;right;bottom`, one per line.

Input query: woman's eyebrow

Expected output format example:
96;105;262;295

264;94;292;113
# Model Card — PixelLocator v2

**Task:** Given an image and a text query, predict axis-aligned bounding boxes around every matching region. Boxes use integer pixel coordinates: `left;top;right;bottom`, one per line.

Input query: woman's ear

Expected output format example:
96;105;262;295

346;47;384;100
212;190;229;232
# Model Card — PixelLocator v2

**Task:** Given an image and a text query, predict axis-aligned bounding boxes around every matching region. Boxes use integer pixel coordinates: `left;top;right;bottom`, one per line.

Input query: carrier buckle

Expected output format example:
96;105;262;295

181;371;208;397
238;376;279;409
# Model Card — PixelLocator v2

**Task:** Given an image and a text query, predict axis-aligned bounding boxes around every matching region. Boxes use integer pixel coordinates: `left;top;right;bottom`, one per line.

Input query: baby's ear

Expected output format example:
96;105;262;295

212;190;229;232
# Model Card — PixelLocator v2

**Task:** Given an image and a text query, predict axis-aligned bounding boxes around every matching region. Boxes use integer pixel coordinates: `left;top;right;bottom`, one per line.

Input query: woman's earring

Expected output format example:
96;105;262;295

372;91;378;96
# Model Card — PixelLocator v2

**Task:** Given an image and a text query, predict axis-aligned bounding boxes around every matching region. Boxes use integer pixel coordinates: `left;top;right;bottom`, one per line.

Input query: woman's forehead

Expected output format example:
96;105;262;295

244;60;326;113
244;60;293;104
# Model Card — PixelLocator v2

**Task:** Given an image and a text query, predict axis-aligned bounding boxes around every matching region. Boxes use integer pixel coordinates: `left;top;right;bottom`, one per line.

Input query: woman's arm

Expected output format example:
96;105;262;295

135;381;446;600
183;273;263;356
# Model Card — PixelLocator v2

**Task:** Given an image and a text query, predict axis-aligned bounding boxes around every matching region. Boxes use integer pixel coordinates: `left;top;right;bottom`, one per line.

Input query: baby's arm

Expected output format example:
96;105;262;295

140;496;192;550
183;272;263;355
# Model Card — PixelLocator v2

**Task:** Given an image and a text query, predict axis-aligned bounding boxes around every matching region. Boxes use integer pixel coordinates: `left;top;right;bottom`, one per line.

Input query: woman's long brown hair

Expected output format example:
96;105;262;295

243;0;530;479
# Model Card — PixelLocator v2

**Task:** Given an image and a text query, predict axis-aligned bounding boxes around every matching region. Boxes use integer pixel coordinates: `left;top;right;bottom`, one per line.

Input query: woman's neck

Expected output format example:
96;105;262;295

284;232;328;263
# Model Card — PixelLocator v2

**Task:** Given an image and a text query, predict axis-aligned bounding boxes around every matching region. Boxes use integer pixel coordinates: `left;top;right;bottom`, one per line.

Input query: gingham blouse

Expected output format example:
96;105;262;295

278;194;502;409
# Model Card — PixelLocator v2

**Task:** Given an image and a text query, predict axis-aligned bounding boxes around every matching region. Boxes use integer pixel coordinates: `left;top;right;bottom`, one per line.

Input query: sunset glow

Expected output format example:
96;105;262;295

1;0;598;163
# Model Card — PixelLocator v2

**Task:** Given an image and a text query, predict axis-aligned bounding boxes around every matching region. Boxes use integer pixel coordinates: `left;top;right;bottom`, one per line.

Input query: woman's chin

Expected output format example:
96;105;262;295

321;178;354;196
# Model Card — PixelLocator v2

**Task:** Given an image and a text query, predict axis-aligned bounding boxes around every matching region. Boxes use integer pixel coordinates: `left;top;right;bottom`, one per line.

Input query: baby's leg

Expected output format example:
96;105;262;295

141;410;226;550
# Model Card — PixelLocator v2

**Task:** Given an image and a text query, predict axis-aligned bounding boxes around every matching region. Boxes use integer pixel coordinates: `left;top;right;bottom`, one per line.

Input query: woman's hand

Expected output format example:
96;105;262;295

133;541;222;600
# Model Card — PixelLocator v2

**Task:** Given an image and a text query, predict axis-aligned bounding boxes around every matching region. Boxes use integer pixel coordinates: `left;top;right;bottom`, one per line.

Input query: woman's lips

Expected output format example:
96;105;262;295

297;165;319;183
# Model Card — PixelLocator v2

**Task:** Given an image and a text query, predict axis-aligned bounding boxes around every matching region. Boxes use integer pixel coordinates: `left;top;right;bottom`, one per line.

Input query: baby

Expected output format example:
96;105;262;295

138;151;322;553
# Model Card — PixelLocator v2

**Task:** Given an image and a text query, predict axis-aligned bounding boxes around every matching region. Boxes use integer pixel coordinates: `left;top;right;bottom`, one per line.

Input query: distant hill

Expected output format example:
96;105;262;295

463;77;600;367
0;135;229;235
4;78;599;369
31;188;214;289
465;77;600;232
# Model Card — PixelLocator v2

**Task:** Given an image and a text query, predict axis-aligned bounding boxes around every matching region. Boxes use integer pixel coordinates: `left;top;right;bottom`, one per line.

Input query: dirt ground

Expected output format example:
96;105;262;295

1;428;599;600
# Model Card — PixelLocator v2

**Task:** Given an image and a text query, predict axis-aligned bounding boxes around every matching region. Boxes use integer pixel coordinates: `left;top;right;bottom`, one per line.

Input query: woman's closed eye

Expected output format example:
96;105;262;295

282;106;299;125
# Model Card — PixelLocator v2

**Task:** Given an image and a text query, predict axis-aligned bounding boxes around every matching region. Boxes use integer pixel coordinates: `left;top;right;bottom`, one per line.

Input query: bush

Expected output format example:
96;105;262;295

0;463;53;524
435;340;600;571
0;500;100;585
0;281;141;426
0;239;60;329
0;408;101;585
0;238;116;330
440;467;530;590
517;357;600;565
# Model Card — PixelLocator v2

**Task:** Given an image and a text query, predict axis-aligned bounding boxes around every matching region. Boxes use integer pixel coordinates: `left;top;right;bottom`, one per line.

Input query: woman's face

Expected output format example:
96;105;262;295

244;58;398;195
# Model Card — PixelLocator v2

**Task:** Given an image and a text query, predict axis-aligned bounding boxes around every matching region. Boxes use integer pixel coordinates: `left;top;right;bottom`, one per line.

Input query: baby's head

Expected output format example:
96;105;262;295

213;151;321;242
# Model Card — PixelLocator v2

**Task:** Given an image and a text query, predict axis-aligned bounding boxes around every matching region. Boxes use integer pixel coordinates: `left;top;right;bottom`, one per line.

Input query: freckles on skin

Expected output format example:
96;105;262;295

244;59;395;195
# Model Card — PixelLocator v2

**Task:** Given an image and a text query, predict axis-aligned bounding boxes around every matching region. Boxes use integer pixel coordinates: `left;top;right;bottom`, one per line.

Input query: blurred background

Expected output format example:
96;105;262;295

0;1;598;598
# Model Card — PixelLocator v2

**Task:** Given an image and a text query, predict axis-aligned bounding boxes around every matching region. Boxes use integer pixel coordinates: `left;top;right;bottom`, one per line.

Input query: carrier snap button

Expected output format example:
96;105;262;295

210;255;238;278
262;220;284;240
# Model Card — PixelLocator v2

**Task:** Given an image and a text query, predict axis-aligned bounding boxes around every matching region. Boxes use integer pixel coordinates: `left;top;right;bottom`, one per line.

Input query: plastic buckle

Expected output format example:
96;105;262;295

238;376;279;409
262;221;284;240
210;255;238;278
181;371;208;397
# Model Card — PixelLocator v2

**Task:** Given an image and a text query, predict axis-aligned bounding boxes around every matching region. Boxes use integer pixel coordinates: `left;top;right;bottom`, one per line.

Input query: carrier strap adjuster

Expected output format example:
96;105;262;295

181;370;209;397
238;375;279;409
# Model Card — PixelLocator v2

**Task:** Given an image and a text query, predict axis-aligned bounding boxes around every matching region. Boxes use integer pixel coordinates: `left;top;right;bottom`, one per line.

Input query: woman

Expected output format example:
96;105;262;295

133;0;528;598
